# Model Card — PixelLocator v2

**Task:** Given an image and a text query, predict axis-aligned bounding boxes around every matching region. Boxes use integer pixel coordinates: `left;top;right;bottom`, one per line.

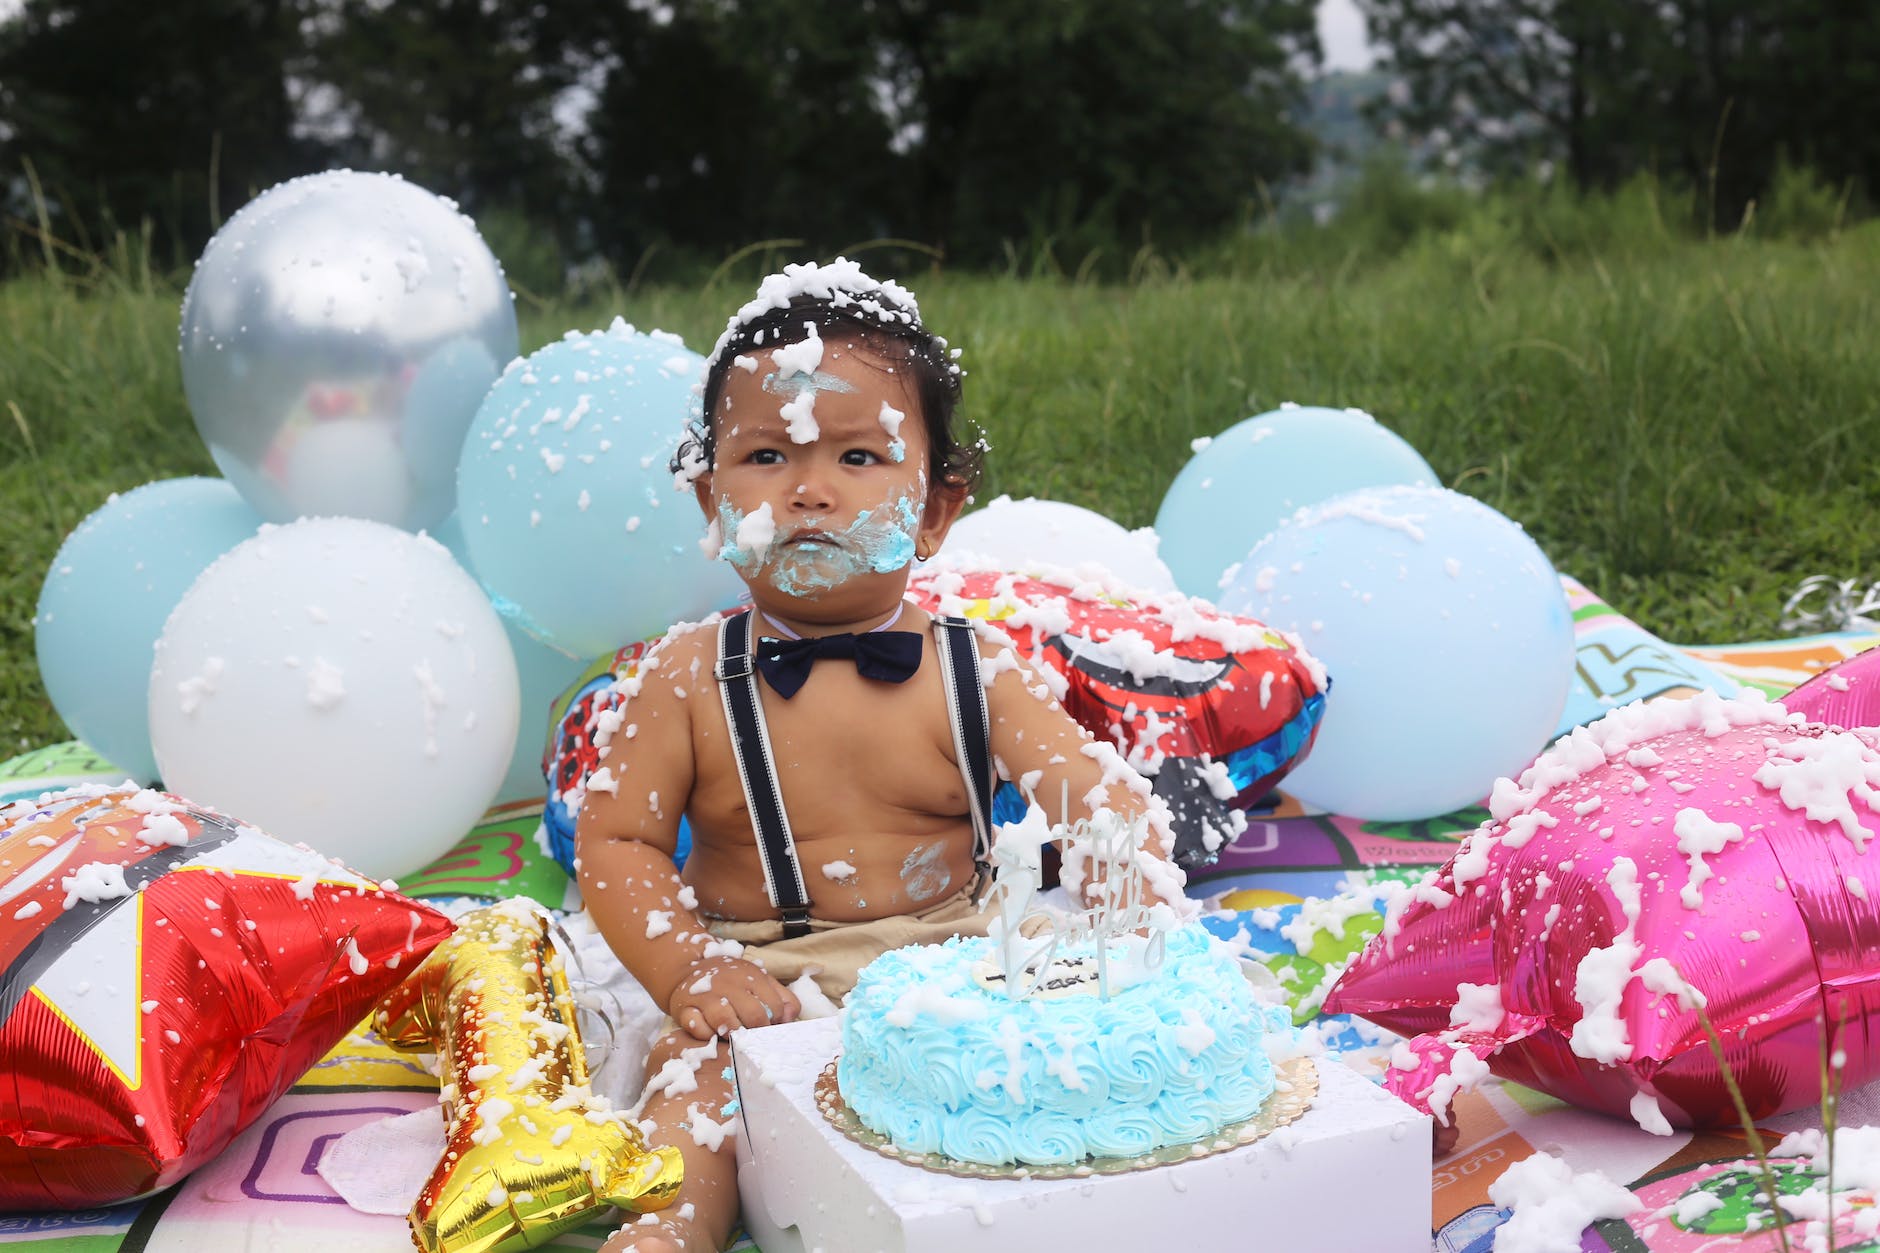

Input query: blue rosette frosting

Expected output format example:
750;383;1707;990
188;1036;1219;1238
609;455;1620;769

836;923;1287;1168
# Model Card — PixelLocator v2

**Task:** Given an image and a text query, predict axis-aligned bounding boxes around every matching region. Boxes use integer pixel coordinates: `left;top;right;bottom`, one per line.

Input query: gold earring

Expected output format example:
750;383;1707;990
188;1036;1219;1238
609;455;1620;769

916;539;933;560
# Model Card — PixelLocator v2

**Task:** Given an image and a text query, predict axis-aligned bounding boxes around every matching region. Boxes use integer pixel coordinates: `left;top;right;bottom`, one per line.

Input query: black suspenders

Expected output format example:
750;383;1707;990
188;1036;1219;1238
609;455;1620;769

713;609;994;939
931;615;996;902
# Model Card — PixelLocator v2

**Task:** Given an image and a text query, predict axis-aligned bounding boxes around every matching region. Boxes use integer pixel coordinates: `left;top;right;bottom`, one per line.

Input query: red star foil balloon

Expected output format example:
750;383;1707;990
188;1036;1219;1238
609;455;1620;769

1324;682;1880;1131
0;786;453;1208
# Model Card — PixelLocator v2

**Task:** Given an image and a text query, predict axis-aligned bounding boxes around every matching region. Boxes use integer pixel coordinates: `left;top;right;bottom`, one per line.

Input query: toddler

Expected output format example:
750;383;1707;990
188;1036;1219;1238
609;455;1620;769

577;260;1187;1252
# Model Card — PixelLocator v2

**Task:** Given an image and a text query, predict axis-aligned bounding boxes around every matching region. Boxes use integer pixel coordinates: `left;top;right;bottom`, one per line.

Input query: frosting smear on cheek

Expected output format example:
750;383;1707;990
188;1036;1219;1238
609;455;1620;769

708;486;926;597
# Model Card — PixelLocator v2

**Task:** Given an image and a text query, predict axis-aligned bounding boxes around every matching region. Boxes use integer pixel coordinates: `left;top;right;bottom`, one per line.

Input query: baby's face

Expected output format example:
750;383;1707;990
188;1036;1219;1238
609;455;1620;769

695;337;955;614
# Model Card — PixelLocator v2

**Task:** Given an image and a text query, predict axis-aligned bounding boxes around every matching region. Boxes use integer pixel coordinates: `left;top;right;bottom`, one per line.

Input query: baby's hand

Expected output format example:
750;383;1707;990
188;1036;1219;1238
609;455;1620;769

668;956;801;1039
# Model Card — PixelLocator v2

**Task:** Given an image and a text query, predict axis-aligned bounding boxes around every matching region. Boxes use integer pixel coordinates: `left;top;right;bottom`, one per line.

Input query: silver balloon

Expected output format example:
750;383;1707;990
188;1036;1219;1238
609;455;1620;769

179;171;519;532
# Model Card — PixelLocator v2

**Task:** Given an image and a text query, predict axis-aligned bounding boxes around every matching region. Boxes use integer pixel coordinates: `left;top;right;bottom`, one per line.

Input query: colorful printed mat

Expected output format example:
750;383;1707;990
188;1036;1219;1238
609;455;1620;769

2;574;1874;1252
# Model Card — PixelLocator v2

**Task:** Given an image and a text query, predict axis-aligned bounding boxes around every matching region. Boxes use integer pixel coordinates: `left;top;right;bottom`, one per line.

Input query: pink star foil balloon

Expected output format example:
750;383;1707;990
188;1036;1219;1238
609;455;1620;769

1775;644;1880;731
1324;682;1880;1130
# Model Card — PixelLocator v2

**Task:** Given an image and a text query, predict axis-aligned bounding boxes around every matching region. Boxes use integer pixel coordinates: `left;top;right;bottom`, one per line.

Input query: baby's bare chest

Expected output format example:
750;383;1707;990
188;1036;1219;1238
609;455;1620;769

690;664;969;830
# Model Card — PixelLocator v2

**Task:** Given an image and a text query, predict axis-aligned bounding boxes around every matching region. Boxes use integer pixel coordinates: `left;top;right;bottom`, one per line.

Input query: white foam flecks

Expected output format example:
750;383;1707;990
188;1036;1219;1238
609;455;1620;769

62;862;133;909
1490;690;1796;822
645;910;674;940
1672;807;1745;908
1310;496;1428;540
768;322;824;378
1500;809;1558;850
176;656;226;715
1629;1089;1674;1135
306;657;346;710
779;389;818;443
821;860;858;881
1448;981;1505;1034
685;1102;737;1152
1425;1044;1490;1125
1670;1191;1726;1226
710;258;922;366
137;812;190;847
1278;888;1381;953
1752;730;1880;852
1637;957;1707;1009
1568;857;1643;1065
1172;1010;1215;1056
1488;1152;1642;1253
734;502;776;558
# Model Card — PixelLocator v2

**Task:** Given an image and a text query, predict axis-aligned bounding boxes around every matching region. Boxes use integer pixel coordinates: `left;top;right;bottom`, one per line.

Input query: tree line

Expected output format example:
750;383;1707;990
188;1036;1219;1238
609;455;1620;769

0;0;1873;287
1358;0;1879;230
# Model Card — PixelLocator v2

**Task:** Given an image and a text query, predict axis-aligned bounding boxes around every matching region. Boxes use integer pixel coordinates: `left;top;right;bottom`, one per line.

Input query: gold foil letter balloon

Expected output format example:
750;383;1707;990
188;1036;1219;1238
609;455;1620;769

179;171;518;532
374;901;682;1253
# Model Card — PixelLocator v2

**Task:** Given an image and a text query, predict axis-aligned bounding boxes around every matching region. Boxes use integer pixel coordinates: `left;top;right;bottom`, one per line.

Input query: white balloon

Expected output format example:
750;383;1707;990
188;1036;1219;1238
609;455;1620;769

939;496;1178;594
149;517;520;880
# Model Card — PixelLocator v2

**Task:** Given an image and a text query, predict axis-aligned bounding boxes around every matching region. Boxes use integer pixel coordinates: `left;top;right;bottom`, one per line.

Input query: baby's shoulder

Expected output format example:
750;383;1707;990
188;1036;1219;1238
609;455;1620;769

626;613;737;701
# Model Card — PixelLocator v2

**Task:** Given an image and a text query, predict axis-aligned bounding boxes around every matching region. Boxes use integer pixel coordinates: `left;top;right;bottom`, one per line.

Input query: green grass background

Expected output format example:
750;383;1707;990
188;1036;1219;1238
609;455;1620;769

5;204;1880;754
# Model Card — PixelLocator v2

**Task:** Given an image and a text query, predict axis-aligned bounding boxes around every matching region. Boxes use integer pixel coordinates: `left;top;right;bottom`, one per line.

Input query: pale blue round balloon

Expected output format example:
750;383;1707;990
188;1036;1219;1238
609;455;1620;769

455;324;745;659
1154;406;1436;599
34;477;263;782
1218;484;1574;821
431;513;590;804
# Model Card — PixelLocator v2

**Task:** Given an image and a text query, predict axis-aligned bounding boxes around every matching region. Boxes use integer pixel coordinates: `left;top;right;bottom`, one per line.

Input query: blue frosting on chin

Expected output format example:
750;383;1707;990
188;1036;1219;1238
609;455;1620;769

836;925;1287;1167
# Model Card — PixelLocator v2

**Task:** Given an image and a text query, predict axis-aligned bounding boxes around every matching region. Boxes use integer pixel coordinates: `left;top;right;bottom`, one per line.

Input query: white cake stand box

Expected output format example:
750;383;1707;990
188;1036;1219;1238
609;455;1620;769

731;1016;1431;1253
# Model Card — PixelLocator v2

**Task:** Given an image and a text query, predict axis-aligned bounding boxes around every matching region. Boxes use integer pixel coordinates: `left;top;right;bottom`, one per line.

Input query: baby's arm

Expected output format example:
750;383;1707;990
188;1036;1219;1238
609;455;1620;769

978;637;1189;912
575;639;798;1038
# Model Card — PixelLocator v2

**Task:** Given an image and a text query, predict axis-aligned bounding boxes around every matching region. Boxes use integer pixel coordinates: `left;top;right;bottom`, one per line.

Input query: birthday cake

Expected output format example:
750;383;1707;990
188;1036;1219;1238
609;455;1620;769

835;922;1288;1167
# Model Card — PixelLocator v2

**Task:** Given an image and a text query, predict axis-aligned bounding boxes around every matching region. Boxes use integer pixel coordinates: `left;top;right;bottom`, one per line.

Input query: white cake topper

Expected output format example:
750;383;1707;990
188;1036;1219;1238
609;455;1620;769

982;796;1171;1001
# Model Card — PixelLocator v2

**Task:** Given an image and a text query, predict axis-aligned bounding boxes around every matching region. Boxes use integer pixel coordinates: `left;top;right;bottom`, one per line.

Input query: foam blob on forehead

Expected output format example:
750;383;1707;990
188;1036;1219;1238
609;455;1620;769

707;257;922;365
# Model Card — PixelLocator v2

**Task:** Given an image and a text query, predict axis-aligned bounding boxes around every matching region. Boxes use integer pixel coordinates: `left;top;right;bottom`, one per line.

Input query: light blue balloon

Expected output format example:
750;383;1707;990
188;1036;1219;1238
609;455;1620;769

455;323;745;659
431;513;590;804
1218;484;1574;821
34;477;263;782
1155;406;1436;599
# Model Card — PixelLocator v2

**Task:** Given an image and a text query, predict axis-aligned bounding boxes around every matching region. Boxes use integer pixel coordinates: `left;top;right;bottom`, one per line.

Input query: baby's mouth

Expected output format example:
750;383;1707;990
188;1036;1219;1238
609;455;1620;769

779;528;842;550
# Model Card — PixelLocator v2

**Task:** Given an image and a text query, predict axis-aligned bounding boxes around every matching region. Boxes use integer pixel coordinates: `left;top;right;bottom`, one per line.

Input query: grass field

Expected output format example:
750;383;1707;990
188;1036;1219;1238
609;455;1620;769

4;204;1880;754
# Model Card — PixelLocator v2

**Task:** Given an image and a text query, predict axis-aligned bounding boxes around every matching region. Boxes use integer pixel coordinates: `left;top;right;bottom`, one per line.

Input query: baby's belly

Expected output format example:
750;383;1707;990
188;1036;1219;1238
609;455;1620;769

685;827;979;924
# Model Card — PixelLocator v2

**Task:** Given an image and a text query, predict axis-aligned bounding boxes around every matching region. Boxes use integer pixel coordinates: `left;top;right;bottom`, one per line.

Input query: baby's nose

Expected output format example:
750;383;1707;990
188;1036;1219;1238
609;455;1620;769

790;477;833;510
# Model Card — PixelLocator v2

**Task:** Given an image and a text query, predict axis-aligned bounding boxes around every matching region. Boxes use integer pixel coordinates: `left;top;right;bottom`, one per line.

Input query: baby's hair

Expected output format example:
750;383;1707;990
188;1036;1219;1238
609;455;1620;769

673;260;983;495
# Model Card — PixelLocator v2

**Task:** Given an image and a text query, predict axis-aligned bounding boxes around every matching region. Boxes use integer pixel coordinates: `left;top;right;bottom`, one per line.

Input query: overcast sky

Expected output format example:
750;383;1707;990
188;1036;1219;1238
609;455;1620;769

1318;0;1376;72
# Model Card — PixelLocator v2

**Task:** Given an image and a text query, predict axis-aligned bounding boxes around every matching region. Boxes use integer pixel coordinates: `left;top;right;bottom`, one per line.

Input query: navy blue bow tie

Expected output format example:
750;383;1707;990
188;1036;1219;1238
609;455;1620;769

756;630;924;699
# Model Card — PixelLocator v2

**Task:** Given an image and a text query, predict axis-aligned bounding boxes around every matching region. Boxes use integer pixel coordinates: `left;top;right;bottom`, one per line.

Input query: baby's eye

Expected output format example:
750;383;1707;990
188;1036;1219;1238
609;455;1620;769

840;449;881;466
748;449;785;465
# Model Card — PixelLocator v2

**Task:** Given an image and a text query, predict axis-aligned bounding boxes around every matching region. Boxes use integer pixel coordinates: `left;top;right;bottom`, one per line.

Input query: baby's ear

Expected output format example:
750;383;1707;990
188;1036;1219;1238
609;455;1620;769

918;479;970;554
692;474;714;517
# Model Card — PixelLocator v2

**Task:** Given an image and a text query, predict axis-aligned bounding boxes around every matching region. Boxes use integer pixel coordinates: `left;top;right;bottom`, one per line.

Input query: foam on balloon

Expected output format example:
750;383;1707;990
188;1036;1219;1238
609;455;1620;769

179;171;518;532
942;496;1178;594
148;517;520;881
1326;686;1880;1130
1220;484;1574;820
454;320;744;659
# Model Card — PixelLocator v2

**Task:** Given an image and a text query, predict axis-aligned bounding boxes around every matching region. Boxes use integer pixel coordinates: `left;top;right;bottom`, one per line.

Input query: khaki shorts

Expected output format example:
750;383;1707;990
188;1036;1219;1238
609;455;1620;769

652;887;1027;1044
708;884;996;1004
